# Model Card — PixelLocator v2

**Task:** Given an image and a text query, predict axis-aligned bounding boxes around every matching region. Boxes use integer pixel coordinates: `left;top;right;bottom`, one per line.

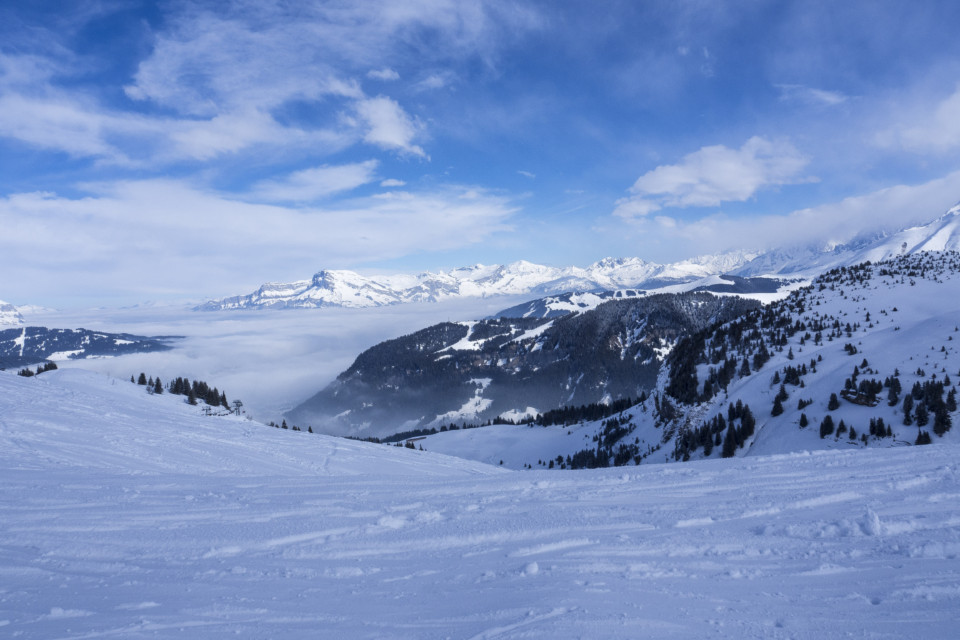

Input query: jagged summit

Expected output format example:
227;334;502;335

0;300;24;326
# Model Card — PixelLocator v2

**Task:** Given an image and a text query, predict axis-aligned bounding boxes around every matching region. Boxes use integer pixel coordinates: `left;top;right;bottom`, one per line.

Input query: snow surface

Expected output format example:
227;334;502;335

2;368;959;638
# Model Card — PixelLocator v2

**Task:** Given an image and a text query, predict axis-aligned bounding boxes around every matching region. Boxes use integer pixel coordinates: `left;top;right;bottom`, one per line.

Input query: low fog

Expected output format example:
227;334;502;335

26;296;528;426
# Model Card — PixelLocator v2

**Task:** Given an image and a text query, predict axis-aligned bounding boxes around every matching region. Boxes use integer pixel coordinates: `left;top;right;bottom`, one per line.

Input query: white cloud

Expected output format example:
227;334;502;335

250;161;379;202
0;53;354;165
0;179;515;304
355;96;426;157
615;136;812;218
0;3;543;165
0;91;136;162
889;86;960;153
612;197;660;218
776;83;848;107
414;71;457;92
517;170;535;179
367;68;400;81
615;170;960;257
380;178;406;187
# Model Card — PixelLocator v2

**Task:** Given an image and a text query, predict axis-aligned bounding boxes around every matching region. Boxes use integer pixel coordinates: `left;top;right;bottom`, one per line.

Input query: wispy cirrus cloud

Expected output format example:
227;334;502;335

0;179;516;304
0;1;542;167
249;161;380;203
776;83;849;107
614;136;813;218
367;68;401;81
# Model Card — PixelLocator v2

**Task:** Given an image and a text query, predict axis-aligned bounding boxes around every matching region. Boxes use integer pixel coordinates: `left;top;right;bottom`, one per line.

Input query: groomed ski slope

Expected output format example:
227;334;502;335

1;369;959;638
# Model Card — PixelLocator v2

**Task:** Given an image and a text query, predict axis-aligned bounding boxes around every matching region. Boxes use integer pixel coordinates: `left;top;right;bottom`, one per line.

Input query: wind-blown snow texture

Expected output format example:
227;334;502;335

1;369;959;638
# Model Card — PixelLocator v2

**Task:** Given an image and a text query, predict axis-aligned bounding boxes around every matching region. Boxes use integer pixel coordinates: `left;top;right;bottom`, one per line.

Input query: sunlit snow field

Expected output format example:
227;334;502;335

2;369;958;638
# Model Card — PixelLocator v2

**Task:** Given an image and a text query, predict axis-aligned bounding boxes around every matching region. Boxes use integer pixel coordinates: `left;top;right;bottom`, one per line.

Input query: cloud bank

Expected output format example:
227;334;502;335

615;137;812;219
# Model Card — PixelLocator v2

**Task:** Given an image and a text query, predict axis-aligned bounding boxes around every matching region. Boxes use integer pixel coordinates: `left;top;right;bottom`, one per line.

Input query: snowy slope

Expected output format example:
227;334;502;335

0;369;498;477
2;368;960;638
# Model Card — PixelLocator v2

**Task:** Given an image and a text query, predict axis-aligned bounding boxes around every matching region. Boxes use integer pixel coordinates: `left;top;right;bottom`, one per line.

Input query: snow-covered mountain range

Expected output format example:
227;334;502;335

196;252;761;311
733;202;960;276
283;251;960;466
198;203;960;312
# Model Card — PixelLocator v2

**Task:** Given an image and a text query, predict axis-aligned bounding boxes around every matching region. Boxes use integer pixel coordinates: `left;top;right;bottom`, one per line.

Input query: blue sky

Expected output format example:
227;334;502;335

4;0;960;306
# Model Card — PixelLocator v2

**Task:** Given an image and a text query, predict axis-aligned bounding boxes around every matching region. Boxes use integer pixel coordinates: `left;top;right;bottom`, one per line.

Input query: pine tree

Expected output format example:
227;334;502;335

827;393;840;411
819;415;835;439
915;402;929;427
771;395;784;416
154;378;163;394
138;372;147;385
933;406;951;436
741;406;756;439
799;413;809;428
721;424;737;458
187;389;198;405
902;395;914;425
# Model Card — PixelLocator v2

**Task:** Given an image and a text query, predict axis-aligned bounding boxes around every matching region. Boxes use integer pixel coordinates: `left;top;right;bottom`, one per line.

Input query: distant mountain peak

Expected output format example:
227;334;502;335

0;300;24;326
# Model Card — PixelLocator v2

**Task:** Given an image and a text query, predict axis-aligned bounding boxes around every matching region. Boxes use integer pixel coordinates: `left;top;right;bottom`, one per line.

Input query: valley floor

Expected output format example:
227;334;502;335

2;371;959;638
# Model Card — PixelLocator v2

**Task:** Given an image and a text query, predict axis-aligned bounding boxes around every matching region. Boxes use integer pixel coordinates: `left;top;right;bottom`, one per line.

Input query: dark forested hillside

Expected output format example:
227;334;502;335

0;327;175;369
286;292;760;437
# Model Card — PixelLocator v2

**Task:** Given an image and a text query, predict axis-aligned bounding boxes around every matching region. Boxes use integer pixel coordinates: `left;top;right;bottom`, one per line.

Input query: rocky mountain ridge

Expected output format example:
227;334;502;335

196;252;761;311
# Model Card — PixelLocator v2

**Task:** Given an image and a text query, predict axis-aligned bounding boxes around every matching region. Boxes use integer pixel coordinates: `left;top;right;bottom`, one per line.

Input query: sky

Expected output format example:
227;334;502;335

4;0;960;307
